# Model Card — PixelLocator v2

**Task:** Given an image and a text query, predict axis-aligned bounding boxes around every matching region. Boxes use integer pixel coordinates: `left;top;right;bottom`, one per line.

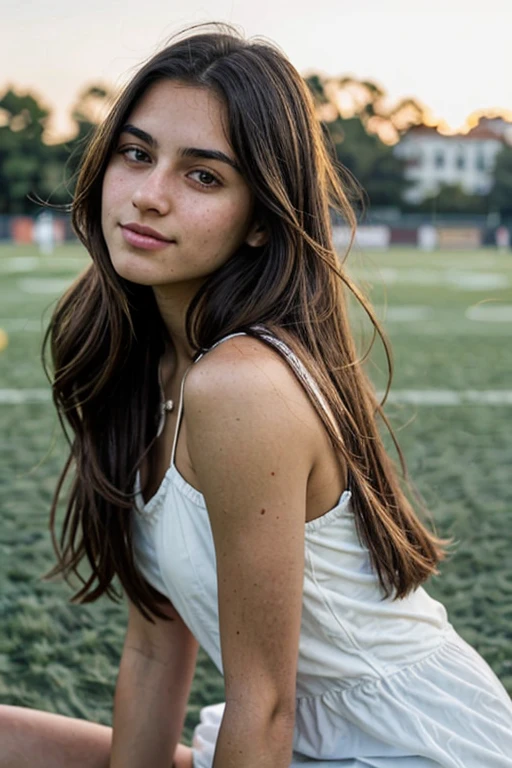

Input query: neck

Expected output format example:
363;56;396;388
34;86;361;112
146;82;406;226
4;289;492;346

152;282;203;369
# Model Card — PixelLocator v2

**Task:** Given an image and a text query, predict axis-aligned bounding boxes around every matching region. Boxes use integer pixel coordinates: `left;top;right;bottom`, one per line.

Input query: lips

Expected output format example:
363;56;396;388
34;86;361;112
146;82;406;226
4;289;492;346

121;223;173;242
120;224;175;251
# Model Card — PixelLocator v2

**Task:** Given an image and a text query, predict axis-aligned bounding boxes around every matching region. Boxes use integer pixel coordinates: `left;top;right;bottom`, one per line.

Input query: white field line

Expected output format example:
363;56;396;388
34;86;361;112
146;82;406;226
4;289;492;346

381;305;512;323
350;268;510;291
465;305;512;322
357;305;512;324
0;319;46;332
3;260;510;293
0;389;52;404
0;256;88;273
1;389;512;406
18;278;74;294
374;306;432;322
2;305;511;334
0;257;40;272
381;390;512;406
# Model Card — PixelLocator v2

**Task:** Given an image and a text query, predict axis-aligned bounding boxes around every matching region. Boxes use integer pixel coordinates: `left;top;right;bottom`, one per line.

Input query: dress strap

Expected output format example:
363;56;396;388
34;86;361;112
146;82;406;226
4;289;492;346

249;326;350;492
170;326;348;489
248;325;344;445
193;331;251;365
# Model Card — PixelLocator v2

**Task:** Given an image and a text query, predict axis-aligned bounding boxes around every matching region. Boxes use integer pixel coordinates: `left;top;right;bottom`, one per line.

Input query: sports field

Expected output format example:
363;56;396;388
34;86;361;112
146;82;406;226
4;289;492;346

0;242;511;741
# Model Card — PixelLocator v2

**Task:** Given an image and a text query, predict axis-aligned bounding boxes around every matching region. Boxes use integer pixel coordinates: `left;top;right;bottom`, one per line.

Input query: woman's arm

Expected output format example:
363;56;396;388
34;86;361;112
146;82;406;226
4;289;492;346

110;598;199;768
185;337;316;767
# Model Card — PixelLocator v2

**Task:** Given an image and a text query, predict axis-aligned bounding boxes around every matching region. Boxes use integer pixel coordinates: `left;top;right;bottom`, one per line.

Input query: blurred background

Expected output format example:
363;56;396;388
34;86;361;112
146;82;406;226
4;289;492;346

0;0;511;744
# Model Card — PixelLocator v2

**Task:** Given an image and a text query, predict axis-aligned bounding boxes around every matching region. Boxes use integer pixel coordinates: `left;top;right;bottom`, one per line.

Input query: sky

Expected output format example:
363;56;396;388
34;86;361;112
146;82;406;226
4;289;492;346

2;0;512;142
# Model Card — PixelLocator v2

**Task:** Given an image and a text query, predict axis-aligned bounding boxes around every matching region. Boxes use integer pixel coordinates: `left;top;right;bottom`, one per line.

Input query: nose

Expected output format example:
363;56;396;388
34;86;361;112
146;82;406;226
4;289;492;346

131;167;172;215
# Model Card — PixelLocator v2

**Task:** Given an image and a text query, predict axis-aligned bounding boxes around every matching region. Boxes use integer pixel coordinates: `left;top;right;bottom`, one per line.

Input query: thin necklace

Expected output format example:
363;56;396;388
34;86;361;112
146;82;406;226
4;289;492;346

157;354;196;430
158;358;174;415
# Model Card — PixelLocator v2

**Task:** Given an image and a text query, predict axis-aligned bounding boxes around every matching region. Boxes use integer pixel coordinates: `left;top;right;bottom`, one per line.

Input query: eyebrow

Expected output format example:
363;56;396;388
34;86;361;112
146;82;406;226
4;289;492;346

119;124;241;173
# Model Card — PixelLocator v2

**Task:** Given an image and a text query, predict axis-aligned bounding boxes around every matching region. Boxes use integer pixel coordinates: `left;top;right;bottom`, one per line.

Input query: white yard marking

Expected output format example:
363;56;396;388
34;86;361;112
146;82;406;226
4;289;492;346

381;390;512;406
449;272;508;290
1;389;512;406
0;257;40;272
4;304;507;332
465;305;512;323
0;319;45;332
18;278;73;294
0;256;87;273
351;268;509;291
0;389;52;404
374;306;432;322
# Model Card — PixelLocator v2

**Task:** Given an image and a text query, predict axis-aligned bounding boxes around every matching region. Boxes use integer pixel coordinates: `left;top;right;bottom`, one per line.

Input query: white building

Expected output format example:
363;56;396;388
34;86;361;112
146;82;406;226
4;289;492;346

394;118;511;204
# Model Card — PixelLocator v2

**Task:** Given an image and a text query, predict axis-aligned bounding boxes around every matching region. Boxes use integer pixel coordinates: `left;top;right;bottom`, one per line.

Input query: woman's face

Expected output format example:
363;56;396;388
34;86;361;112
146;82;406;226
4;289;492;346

101;80;264;289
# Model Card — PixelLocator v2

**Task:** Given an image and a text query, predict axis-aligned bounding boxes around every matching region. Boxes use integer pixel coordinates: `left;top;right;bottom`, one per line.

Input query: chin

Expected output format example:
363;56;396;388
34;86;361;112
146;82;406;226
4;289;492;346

109;255;161;286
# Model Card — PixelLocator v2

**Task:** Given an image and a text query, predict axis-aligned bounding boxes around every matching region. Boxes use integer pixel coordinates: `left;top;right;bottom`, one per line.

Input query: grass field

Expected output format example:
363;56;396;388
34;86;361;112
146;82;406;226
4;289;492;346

0;242;511;743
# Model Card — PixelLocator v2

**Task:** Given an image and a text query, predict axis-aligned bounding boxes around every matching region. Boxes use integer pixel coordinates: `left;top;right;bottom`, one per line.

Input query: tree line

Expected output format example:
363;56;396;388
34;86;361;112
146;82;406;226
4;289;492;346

0;84;110;215
1;77;511;217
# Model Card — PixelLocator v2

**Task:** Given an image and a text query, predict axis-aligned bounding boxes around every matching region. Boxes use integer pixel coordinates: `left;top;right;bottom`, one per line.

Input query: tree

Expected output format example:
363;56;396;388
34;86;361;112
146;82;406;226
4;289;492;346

0;83;113;214
305;74;410;210
406;184;488;215
319;76;428;144
53;84;113;192
0;88;54;213
488;145;512;217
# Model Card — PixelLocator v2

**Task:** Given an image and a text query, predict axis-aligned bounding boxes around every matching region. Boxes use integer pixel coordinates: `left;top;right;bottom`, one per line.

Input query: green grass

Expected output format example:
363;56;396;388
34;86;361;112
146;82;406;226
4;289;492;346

0;243;511;741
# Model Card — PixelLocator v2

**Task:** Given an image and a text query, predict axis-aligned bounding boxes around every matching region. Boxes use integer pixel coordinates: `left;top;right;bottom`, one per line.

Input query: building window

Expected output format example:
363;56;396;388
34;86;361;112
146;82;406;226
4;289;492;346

456;154;465;169
434;151;445;168
406;151;422;168
475;151;486;171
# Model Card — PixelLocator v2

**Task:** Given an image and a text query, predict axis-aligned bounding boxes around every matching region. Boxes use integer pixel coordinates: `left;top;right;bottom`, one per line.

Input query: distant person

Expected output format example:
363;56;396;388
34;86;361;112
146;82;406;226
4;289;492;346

418;223;437;252
496;225;510;251
33;211;55;255
1;22;511;768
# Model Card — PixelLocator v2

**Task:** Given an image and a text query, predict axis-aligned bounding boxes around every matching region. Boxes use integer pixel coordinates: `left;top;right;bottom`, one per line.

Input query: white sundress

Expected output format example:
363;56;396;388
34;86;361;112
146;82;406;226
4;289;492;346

131;325;512;768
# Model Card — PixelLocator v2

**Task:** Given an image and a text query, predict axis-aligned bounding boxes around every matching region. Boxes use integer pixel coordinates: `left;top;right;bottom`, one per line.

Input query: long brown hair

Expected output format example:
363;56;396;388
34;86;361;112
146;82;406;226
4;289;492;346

43;22;447;621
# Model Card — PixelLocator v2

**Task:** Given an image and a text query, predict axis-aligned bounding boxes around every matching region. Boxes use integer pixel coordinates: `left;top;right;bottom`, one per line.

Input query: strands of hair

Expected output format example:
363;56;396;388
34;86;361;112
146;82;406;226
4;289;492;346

42;22;448;622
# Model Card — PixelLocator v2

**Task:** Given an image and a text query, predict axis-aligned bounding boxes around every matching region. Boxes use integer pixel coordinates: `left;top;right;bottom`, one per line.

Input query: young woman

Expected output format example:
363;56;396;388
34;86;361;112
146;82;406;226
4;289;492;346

1;22;511;768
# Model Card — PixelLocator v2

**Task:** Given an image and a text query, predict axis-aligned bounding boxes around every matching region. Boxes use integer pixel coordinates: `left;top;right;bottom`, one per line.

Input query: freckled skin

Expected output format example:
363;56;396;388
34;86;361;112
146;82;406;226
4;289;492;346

101;81;259;293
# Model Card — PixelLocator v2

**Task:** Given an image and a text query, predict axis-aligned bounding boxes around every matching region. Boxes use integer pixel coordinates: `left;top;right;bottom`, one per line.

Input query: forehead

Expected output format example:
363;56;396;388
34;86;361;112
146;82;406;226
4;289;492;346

125;80;231;150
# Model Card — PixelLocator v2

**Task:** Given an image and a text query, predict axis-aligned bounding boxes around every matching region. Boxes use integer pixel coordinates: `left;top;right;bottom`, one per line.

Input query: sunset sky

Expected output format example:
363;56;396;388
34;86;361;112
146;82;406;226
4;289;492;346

2;0;511;142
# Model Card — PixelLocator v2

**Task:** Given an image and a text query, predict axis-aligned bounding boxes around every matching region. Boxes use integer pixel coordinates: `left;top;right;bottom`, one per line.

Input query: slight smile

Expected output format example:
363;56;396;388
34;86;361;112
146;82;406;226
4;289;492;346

120;224;176;251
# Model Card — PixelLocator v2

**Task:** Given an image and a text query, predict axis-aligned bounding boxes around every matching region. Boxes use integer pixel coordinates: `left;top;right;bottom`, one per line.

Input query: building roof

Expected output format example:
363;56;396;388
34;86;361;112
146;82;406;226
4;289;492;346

406;125;439;137
404;123;506;143
464;125;505;141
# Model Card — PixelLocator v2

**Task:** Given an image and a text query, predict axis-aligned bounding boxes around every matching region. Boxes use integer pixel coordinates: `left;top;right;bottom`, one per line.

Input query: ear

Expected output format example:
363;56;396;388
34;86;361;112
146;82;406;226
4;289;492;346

245;221;268;248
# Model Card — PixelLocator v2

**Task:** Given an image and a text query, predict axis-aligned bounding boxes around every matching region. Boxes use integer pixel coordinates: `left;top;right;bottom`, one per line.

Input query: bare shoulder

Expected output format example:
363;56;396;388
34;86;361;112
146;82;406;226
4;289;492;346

188;333;285;383
184;333;317;429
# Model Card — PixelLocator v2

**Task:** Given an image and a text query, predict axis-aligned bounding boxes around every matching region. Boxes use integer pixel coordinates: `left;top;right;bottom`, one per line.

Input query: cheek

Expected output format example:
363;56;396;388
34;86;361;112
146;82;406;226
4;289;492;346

193;198;252;248
101;168;126;221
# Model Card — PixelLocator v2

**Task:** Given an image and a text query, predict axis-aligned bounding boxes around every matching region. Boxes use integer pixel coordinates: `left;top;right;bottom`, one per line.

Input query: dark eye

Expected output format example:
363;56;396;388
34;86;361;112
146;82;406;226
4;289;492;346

118;146;151;163
189;169;221;188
